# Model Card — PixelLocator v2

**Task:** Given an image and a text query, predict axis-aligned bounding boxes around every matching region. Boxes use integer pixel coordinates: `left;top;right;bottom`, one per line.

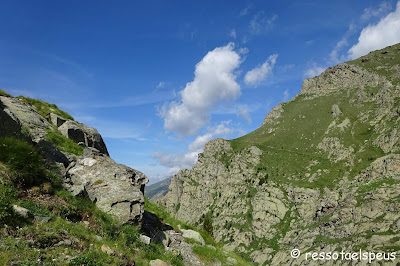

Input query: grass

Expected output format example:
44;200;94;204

0;188;185;265
45;130;84;156
0;137;58;187
0;89;12;97
17;96;74;121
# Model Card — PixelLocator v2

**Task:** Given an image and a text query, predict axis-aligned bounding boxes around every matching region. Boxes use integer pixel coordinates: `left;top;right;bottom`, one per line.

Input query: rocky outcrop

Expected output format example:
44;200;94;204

0;94;148;224
66;148;148;224
59;121;109;156
162;44;400;264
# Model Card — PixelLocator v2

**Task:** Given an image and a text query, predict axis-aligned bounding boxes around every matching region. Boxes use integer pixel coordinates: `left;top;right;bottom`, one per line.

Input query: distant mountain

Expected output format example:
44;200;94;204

161;43;400;264
145;177;172;201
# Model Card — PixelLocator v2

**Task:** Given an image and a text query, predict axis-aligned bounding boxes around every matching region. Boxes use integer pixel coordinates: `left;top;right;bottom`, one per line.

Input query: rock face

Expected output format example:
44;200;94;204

0;94;148;224
66;149;148;224
162;44;400;264
59;121;109;156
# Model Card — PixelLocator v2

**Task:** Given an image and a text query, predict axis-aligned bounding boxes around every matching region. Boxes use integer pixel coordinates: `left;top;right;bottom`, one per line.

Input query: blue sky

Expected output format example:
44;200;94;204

1;0;400;184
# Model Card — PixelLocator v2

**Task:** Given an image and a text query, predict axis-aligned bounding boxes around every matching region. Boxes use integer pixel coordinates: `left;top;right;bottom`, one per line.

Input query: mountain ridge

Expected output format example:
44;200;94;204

161;43;400;265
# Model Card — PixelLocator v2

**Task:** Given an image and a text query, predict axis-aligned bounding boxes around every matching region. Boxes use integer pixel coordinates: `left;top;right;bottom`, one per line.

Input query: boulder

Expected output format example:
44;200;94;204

139;234;151;245
66;149;148;224
0;96;70;166
58;121;109;155
180;228;205;246
48;113;66;127
0;97;23;139
13;205;33;219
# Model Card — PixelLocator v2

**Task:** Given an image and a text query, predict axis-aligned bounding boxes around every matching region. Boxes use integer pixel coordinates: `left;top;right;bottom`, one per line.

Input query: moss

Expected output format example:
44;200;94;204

93;180;104;186
17;96;74;121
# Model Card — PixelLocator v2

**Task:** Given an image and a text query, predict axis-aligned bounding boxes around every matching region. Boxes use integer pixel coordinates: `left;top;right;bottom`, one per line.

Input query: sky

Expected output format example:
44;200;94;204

1;0;400;184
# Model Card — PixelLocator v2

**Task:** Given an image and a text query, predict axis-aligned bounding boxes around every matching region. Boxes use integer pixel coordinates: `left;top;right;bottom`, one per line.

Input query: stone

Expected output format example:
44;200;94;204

180;228;205;246
12;205;32;219
331;104;342;117
101;244;114;255
226;257;237;265
149;259;171;266
139;234;151;245
58;121;109;155
66;149;148;224
94;235;103;241
49;113;66;127
34;216;51;223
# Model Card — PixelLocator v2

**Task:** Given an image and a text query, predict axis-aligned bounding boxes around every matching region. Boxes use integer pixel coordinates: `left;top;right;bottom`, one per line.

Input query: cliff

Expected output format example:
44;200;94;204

162;44;400;264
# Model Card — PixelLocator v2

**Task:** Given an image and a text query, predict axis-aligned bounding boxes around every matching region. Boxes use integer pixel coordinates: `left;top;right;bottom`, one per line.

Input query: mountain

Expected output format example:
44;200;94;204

162;43;400;264
145;177;172;201
0;92;248;265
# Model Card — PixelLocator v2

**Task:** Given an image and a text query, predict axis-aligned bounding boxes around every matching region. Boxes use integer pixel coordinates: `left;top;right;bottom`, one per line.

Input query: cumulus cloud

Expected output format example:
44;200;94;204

160;43;241;136
153;122;235;173
244;54;278;87
304;64;326;78
349;1;400;59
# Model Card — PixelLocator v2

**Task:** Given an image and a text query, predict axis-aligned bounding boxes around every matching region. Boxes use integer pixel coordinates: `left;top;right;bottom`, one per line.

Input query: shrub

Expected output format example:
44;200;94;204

0;184;16;224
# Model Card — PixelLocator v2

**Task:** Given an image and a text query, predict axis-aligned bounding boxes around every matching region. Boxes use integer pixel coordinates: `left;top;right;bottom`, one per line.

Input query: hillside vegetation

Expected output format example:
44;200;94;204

162;43;400;265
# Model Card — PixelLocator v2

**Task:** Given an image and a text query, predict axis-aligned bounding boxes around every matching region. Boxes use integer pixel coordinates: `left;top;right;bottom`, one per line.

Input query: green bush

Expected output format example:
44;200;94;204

17;96;74;121
0;184;16;224
0;137;48;186
45;130;83;156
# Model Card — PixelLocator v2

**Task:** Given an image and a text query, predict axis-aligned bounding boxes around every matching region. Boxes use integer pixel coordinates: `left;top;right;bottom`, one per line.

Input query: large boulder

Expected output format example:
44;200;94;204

0;96;70;166
58;121;109;155
66;149;148;224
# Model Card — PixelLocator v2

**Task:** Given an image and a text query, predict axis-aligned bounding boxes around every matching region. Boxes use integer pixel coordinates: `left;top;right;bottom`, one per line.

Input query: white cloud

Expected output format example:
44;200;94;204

239;5;252;17
349;1;400;59
160;43;242;136
153;122;235;172
283;90;290;102
249;12;277;34
361;2;392;21
236;105;251;123
229;29;237;39
304;64;326;78
329;38;348;64
244;54;278;87
156;81;165;88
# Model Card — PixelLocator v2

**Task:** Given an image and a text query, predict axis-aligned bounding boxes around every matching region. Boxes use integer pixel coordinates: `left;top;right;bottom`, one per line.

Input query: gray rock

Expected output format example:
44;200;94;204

180;228;205;246
101;244;114;255
149;259;171;266
94;235;103;241
66;149;148;224
58;121;109;155
12;205;33;219
49;113;66;127
139;234;151;245
226;257;237;265
34;216;51;223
